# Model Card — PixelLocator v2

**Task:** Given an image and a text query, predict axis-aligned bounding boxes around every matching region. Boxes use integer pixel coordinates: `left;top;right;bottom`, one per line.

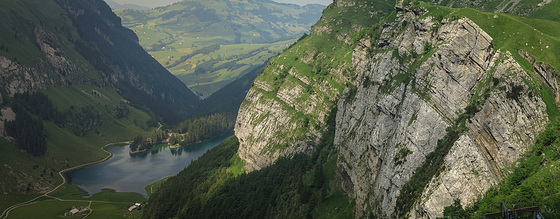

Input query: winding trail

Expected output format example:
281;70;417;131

0;141;131;219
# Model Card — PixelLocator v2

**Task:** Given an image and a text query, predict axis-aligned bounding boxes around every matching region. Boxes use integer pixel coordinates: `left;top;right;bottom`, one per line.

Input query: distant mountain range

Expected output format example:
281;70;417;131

104;0;149;10
115;0;325;97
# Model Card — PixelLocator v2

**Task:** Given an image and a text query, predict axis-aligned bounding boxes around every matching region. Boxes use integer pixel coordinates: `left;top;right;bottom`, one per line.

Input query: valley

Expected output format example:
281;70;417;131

1;0;560;218
115;0;325;98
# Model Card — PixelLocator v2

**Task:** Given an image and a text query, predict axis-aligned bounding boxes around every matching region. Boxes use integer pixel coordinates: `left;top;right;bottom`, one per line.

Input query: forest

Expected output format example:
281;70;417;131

171;112;234;145
143;108;354;218
4;92;59;156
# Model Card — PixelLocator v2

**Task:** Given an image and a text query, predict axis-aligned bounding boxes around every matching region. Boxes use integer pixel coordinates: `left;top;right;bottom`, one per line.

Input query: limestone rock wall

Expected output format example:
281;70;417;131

234;1;555;217
335;9;549;218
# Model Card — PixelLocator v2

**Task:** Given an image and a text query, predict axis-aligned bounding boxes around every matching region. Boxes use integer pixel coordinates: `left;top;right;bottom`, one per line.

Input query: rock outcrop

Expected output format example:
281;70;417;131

235;1;557;217
234;0;379;171
335;8;549;217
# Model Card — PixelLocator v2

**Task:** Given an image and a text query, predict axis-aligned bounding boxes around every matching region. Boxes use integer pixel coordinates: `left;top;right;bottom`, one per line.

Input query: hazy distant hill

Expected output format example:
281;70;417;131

115;0;325;98
104;0;149;10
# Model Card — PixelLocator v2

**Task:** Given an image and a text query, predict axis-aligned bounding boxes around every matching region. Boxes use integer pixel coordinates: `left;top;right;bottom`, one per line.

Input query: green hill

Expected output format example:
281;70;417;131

0;0;199;214
115;0;325;97
421;0;560;22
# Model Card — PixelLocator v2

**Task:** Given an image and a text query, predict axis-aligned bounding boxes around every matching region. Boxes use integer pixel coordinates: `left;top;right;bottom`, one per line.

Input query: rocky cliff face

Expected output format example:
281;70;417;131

234;0;386;171
235;0;558;217
335;7;550;216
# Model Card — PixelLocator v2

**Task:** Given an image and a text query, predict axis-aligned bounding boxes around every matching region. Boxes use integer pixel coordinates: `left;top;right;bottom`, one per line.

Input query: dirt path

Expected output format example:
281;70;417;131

0;141;131;219
82;201;93;219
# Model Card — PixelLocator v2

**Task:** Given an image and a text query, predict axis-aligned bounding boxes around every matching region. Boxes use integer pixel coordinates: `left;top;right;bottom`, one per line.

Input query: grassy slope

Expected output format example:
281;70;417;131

114;0;324;97
241;0;395;150
169;40;294;96
0;0;185;217
420;0;560;22
0;0;100;82
0;85;152;214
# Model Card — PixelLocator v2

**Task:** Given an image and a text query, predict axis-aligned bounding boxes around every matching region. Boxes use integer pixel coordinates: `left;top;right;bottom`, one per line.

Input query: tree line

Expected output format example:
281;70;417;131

171;112;235;146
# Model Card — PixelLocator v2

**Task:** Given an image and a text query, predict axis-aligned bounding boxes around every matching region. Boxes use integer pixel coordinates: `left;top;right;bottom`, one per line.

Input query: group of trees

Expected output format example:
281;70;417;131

128;112;234;153
130;129;168;153
171;112;234;146
5;110;47;157
3;92;59;156
129;135;153;152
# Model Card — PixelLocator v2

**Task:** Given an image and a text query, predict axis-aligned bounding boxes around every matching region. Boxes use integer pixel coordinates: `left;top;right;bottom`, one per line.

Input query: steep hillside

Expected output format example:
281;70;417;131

235;0;395;171
421;0;560;22
114;0;325;97
233;0;560;217
57;0;200;122
105;0;149;10
0;0;199;211
0;0;199;124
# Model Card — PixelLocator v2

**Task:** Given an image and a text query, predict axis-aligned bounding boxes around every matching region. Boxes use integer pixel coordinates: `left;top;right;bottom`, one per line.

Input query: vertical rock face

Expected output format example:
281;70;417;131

235;88;320;171
235;1;556;217
335;8;549;218
234;0;381;171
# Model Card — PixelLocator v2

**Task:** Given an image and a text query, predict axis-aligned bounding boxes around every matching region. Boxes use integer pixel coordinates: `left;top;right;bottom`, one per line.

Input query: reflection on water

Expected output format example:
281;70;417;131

68;134;231;197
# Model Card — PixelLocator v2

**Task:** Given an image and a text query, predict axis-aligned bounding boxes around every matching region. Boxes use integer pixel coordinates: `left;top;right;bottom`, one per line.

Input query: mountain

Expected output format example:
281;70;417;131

0;0;199;206
114;0;325;98
0;0;199;124
109;0;181;9
235;0;560;217
104;0;149;10
145;0;560;218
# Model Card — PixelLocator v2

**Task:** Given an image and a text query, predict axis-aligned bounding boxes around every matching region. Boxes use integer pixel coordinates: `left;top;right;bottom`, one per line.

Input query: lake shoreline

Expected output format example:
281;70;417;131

0;141;133;219
68;134;231;198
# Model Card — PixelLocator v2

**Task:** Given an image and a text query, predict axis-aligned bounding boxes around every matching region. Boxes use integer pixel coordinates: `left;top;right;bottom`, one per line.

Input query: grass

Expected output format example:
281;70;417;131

88;189;147;203
313;189;355;219
88;202;142;219
150;39;293;97
5;186;146;218
419;2;560;73
227;153;246;177
48;184;89;200
1;84;153;216
4;196;144;219
6;200;90;219
144;177;170;197
0;193;38;217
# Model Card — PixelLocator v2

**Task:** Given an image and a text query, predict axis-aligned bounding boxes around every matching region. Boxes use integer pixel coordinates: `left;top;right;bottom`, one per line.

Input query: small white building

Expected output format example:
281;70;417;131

128;203;141;211
69;208;79;215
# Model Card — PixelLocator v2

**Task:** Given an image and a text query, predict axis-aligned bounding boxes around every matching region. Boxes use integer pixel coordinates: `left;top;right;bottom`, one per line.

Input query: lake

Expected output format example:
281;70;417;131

68;134;231;197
